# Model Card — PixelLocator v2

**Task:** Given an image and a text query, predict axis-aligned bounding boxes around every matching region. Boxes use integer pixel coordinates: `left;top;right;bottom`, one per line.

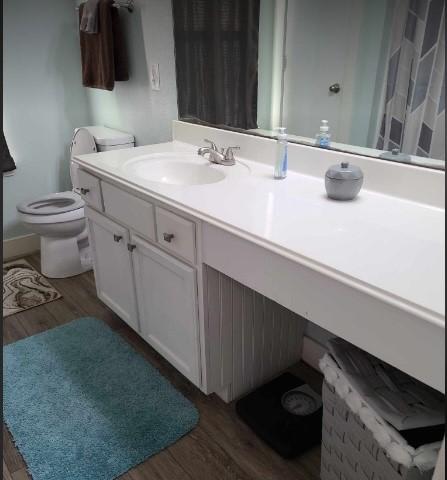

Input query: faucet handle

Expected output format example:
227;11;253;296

224;146;240;162
204;139;218;151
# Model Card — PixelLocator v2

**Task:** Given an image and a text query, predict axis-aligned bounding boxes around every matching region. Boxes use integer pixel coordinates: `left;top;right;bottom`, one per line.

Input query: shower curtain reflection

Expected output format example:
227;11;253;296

377;0;445;160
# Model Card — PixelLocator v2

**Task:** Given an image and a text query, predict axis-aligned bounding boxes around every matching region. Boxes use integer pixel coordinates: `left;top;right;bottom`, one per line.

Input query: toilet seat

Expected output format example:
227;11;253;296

17;191;85;216
17;206;85;225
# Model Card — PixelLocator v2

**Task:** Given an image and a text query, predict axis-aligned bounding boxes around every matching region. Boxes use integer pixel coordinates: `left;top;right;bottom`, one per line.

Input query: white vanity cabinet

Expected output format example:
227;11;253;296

130;234;201;386
85;206;140;333
84;184;202;388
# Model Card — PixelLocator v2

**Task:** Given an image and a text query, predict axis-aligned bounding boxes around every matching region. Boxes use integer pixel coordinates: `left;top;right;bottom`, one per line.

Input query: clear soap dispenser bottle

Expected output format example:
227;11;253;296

274;127;288;179
316;120;331;148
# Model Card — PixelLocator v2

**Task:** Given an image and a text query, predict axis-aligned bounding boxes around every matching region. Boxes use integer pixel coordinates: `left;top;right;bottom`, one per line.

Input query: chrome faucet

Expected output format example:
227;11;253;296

197;139;217;158
198;139;240;166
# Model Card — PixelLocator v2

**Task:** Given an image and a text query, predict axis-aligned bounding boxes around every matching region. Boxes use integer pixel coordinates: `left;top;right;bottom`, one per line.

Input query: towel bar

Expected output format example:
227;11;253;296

76;0;134;13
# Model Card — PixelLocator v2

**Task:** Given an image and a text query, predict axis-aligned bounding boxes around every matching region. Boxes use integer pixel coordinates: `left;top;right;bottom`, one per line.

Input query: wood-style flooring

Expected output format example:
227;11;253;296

3;253;323;480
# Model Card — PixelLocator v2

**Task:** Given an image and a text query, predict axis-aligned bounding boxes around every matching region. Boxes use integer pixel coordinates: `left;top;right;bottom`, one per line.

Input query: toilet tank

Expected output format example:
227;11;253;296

83;126;135;152
70;126;135;191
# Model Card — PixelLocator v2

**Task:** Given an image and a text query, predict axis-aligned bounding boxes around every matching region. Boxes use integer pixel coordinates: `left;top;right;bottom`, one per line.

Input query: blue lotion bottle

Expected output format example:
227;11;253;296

274;127;288;179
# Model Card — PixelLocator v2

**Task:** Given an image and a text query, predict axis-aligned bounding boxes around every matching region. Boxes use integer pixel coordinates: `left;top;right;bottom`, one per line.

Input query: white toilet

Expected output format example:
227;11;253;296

17;126;135;278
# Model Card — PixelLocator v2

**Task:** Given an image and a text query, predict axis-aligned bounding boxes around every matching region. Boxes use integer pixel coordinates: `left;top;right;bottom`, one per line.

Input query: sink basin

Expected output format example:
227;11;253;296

123;153;227;186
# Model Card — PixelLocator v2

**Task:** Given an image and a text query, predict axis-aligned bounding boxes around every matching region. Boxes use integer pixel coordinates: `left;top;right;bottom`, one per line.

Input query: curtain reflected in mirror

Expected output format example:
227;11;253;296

172;0;260;130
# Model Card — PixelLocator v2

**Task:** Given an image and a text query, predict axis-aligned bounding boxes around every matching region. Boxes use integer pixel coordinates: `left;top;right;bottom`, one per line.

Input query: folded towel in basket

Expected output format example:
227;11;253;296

326;337;445;431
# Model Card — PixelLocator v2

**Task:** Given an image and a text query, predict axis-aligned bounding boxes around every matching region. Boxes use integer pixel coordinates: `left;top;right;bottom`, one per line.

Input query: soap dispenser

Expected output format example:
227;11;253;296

274;127;288;179
316;120;331;148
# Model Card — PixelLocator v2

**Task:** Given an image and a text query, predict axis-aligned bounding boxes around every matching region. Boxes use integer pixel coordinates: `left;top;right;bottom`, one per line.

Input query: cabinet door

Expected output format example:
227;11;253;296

131;234;201;386
86;207;139;332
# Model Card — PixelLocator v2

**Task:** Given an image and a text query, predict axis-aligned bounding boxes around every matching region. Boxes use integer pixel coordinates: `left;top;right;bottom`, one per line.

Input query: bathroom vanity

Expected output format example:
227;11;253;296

73;121;445;402
76;148;306;400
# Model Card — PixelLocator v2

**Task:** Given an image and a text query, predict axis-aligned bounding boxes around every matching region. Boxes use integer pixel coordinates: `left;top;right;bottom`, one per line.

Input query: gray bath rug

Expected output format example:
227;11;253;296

3;259;62;317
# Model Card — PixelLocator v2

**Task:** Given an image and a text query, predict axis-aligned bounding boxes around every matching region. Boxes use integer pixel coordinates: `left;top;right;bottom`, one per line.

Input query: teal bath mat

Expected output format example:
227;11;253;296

3;318;199;480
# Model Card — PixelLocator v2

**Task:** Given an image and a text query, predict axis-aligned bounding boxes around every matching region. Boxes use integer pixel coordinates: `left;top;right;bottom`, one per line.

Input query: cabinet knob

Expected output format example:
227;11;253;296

113;234;123;243
80;188;90;195
127;243;136;252
163;233;175;243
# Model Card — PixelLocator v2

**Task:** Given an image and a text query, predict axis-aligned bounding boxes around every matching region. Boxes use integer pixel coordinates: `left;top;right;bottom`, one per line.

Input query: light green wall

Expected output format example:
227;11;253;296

349;0;391;147
83;0;178;146
257;0;392;149
367;0;396;147
3;0;91;239
3;0;178;240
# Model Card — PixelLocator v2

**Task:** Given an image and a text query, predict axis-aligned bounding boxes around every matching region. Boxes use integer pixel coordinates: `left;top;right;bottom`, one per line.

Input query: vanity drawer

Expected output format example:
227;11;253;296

155;207;196;264
102;182;156;241
77;169;103;211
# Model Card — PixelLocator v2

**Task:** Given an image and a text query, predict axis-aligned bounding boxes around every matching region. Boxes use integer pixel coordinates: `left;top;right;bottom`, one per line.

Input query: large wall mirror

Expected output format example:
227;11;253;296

172;0;445;170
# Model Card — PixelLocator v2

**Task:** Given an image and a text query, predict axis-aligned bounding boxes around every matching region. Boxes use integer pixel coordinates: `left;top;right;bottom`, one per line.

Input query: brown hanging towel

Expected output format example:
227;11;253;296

79;0;129;91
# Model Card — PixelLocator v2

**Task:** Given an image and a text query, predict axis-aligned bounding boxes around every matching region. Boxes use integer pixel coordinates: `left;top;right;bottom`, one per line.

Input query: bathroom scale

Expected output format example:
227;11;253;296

235;372;323;458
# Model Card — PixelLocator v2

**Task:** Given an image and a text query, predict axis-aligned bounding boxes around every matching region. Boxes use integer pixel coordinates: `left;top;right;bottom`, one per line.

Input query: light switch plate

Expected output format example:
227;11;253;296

150;63;161;91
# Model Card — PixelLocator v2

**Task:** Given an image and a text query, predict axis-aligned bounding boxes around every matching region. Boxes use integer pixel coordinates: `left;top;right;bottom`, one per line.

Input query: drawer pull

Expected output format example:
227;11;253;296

127;243;136;252
113;234;123;243
80;188;90;195
163;233;175;243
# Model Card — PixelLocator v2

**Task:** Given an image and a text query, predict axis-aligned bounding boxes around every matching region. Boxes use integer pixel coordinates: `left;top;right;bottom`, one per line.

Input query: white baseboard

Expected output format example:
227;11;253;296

3;234;40;261
302;335;328;372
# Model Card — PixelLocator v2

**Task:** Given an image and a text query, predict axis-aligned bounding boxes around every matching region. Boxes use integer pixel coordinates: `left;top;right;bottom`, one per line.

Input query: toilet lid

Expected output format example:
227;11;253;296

17;191;85;215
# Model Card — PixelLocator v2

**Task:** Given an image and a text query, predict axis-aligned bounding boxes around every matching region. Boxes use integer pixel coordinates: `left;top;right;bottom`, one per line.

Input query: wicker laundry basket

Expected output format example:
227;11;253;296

320;381;436;480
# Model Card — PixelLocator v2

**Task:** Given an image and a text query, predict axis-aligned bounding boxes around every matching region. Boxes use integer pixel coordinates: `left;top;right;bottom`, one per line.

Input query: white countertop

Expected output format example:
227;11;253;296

74;141;445;327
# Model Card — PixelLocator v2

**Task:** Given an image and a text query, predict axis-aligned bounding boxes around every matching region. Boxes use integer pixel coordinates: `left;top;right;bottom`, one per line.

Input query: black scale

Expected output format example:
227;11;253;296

235;373;323;459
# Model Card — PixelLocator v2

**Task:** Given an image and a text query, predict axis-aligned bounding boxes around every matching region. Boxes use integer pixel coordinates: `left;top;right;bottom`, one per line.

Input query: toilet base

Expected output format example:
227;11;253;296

40;236;92;278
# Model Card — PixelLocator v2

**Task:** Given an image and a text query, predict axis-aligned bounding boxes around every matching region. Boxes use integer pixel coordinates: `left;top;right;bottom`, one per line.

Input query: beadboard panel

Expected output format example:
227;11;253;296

204;265;307;401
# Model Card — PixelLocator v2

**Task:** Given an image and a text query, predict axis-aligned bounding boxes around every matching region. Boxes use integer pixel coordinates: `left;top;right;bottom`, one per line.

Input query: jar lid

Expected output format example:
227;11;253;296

326;162;363;180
